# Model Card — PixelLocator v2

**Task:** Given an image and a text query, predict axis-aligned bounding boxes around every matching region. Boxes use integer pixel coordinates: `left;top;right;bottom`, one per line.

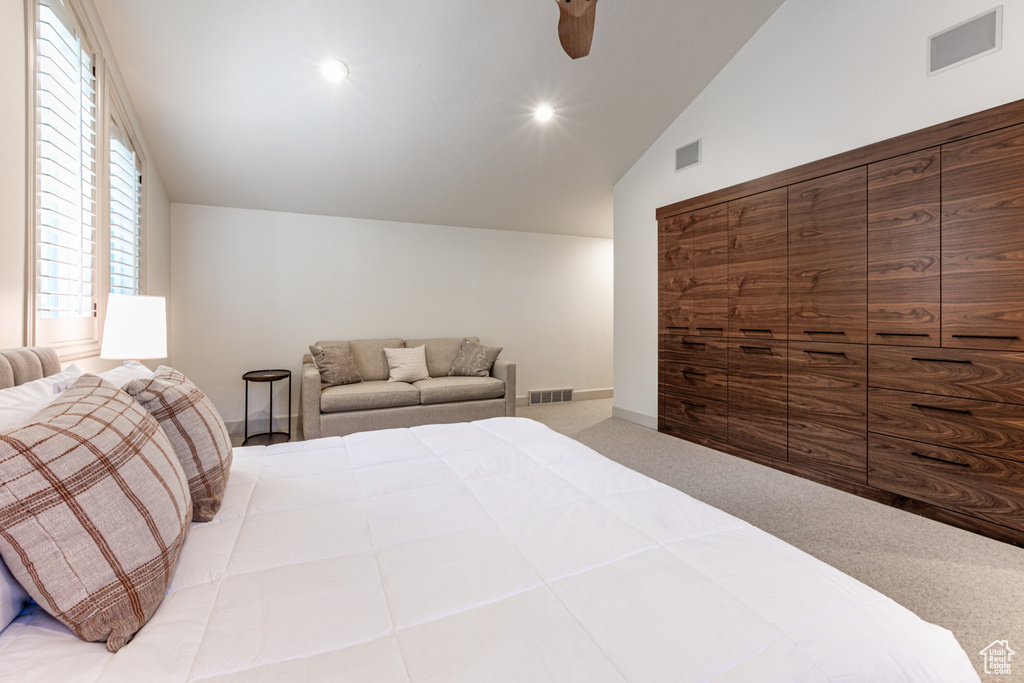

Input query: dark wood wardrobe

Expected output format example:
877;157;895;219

657;99;1024;547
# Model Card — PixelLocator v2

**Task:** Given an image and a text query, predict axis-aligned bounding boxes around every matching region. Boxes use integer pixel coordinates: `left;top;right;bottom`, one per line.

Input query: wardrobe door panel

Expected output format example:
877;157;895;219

867;150;941;346
691;205;729;336
788;168;867;343
728;340;787;460
728;188;788;339
658;215;692;334
943;124;1024;351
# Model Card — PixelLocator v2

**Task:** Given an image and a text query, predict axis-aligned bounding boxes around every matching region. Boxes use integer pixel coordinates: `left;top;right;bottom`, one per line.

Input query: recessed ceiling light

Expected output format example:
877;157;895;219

534;105;555;122
320;58;349;83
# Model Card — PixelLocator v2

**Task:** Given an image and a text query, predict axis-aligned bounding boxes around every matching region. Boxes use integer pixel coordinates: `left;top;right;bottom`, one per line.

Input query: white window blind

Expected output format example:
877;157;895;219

34;0;97;334
109;121;142;296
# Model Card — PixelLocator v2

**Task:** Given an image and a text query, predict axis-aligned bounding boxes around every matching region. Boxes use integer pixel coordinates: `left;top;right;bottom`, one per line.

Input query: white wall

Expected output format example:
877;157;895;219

613;0;1024;426
0;0;171;366
170;203;614;432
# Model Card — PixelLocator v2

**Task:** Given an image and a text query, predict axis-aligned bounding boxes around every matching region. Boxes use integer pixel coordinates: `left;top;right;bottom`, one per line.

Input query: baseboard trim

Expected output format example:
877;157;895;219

516;388;613;407
225;415;298;439
611;406;657;429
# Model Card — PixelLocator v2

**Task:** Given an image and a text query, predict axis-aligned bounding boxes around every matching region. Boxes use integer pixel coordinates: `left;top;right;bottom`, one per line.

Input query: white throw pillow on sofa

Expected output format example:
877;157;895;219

384;346;430;383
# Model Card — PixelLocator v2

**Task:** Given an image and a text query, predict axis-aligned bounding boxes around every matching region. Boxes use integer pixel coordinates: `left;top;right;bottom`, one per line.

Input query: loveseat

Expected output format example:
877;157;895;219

301;337;516;439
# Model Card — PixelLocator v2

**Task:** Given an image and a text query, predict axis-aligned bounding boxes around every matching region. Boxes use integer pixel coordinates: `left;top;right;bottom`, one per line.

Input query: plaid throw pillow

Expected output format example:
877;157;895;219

0;375;191;652
125;366;232;523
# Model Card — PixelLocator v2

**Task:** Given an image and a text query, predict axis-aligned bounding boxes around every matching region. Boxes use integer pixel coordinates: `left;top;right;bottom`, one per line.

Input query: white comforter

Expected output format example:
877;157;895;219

0;417;977;682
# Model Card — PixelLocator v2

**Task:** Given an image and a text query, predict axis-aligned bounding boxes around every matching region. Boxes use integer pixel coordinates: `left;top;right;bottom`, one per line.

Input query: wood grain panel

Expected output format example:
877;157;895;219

728;340;787;460
660;334;728;368
788;168;867;343
662;391;728;442
789;425;866;484
728;188;788;339
867;150;941;346
942;123;1024;351
869;346;1024;404
659;362;728;403
691;205;729;336
869;433;1024;533
868;388;1024;463
658;215;692;333
657;98;1024;221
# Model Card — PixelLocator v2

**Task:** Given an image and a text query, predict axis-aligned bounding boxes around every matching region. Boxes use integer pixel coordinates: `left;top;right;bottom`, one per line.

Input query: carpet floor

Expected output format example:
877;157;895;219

520;399;1024;681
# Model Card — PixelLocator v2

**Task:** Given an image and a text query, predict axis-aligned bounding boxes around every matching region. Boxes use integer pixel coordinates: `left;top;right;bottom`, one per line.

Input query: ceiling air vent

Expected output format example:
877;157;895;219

675;139;701;172
929;7;1002;75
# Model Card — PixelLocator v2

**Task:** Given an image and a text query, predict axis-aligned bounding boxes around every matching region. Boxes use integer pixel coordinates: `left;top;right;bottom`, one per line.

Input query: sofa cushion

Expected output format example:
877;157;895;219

413;376;506;405
384;346;430;383
315;339;404;382
309;344;362;387
406;337;479;378
320;380;420;413
449;340;503;377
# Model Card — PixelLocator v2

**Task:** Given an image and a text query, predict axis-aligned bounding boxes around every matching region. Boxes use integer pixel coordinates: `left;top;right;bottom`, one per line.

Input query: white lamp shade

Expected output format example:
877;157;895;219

100;294;168;360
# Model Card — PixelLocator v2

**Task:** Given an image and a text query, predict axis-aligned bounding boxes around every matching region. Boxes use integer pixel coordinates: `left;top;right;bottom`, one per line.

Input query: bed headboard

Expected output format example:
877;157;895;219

0;347;61;390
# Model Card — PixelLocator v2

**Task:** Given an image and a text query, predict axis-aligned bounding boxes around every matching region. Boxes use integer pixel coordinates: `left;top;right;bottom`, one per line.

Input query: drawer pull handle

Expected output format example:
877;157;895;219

875;332;929;337
911;403;972;415
679;400;705;409
803;330;846;335
951;334;1019;340
911;357;972;365
911;451;970;468
681;341;706;348
680;370;706;377
740;345;773;352
696;327;723;332
666;327;688;331
740;328;772;333
804;350;847;357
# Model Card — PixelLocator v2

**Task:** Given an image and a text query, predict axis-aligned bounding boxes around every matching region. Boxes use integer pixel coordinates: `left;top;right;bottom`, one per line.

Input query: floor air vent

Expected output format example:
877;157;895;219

529;388;574;406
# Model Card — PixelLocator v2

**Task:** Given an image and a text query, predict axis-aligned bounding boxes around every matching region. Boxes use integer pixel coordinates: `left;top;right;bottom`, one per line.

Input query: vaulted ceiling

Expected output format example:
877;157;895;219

91;0;784;238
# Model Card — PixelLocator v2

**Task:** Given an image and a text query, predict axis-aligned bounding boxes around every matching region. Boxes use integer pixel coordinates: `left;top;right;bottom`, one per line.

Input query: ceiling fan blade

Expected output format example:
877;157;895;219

555;0;598;59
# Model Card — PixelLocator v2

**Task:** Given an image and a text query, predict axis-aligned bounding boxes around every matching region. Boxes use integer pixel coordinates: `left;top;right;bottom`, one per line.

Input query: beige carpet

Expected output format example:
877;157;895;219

520;399;1024;681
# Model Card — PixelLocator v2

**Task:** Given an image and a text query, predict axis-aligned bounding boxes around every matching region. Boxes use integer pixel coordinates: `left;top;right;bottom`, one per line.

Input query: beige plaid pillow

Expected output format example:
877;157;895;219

125;366;232;523
0;375;191;652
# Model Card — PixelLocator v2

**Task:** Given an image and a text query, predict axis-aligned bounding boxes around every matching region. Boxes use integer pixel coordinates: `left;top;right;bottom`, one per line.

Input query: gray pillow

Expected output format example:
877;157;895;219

309;344;362;387
448;340;502;377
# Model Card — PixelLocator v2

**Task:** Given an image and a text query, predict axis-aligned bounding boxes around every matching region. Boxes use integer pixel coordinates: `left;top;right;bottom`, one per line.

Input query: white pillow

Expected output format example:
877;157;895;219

97;360;155;388
0;364;82;407
0;394;58;431
0;557;29;632
384;345;430;383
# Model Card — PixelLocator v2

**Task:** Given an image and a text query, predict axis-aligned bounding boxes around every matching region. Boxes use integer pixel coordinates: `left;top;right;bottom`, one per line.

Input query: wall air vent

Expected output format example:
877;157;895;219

675;139;701;172
929;7;1002;76
528;388;574;406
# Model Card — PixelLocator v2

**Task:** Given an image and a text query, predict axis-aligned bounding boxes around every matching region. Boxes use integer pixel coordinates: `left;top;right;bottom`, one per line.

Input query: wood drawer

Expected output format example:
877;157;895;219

788;342;866;433
790;424;866;484
660;335;728;368
662;392;728;441
869;346;1024;404
659;362;728;403
869;433;1024;533
868;388;1024;463
728;340;787;460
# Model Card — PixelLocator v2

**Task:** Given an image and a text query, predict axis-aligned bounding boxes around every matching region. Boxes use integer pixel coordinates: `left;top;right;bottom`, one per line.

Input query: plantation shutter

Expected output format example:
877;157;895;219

109;121;142;295
34;0;98;344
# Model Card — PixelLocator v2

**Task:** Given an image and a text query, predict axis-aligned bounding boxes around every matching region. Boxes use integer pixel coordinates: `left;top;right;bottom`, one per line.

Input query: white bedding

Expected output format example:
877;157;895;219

0;417;977;682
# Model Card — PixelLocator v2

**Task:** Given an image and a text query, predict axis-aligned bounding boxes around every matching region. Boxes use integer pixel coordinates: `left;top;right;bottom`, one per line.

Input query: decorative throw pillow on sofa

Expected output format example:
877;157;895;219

449;340;502;377
124;366;232;523
384;345;430;383
309;344;362;387
0;375;191;652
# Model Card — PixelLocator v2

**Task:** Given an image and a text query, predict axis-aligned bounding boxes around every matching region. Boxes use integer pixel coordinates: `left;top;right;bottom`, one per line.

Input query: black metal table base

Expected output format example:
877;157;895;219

242;369;292;446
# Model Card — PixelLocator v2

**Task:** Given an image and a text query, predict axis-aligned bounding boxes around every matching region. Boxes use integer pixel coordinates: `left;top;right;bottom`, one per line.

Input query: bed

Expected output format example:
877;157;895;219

0;350;979;681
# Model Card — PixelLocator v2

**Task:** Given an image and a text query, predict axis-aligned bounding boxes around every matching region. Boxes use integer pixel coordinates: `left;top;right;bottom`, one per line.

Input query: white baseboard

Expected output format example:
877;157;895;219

611;406;657;429
516;387;613;407
224;414;298;439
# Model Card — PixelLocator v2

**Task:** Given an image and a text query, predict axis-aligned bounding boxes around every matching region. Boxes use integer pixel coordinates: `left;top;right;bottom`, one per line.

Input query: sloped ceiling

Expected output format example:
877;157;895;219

91;0;784;238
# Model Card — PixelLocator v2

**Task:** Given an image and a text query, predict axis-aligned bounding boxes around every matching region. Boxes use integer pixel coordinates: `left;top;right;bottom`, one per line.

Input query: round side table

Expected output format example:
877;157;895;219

242;369;291;445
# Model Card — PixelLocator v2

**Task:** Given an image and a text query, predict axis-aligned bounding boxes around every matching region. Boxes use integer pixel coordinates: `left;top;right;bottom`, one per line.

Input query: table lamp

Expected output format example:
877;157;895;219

100;294;168;360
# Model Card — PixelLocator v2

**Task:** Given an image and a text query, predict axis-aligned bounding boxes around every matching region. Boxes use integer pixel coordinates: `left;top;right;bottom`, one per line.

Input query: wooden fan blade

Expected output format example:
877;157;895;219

556;0;597;59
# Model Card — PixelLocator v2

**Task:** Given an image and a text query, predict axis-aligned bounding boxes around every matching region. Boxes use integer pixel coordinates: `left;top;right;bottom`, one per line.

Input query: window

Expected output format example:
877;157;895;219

109;120;142;296
28;0;147;357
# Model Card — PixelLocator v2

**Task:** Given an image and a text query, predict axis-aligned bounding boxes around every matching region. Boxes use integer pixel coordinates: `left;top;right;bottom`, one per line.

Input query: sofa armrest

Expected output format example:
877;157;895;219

301;359;322;441
491;359;516;417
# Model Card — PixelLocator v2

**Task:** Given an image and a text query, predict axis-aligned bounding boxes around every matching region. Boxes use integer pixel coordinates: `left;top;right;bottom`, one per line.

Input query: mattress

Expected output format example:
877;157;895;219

0;417;978;682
